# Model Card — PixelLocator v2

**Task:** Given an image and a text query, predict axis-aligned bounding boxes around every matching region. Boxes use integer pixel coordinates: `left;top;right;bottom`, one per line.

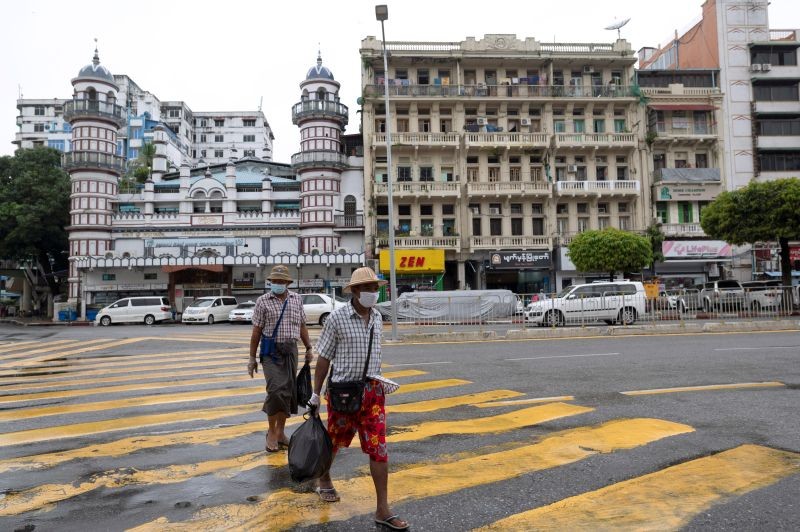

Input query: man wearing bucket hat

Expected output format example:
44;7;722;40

309;266;408;530
248;264;313;452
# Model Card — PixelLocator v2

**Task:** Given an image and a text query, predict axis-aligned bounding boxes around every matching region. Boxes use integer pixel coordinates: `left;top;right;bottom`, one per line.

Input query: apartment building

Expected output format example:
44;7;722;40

360;34;645;292
193;111;274;164
639;0;799;283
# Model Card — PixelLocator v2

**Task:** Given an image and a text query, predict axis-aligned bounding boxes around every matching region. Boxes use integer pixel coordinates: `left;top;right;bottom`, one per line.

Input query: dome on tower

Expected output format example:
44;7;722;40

305;52;334;81
76;46;115;83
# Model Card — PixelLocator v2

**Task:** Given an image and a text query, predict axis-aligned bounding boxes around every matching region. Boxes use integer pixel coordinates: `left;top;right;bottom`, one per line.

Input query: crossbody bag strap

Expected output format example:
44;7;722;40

360;324;375;382
270;299;288;340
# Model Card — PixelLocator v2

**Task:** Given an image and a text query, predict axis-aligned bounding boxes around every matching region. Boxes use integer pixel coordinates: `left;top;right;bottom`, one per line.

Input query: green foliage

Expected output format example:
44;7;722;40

645;223;665;265
701;178;800;286
568;228;653;280
126;141;155;183
0;147;70;288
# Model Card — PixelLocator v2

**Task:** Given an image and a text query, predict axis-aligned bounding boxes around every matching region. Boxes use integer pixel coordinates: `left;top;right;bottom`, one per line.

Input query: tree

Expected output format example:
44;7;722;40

701;178;800;288
568;228;653;281
0;147;70;295
129;141;155;183
645;223;665;271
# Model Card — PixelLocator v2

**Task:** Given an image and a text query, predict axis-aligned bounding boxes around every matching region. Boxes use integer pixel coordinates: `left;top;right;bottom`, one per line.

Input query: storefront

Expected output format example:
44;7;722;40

378;249;445;300
485;251;552;294
657;240;733;290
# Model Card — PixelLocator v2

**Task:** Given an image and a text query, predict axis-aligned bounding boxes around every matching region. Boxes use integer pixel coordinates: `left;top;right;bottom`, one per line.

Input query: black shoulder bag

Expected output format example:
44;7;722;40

327;325;374;414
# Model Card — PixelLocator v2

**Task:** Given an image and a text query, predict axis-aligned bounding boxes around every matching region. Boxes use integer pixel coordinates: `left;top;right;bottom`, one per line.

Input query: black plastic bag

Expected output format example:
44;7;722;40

288;408;333;483
296;361;312;407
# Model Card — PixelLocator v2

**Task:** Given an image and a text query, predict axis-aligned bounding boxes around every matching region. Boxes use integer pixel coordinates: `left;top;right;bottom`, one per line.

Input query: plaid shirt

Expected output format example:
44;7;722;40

252;291;305;342
316;302;383;383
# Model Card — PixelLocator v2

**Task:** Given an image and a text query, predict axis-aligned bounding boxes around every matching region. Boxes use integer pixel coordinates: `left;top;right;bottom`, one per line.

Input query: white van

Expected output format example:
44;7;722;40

181;296;239;324
524;281;646;326
95;296;172;326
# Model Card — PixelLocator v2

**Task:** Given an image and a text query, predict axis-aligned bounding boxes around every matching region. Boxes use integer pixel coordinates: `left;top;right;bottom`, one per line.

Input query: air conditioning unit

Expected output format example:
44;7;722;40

104;251;118;259
476;117;487;125
520;118;531;126
489;207;501;215
582;65;594;74
567;164;579;173
309;247;322;256
749;63;762;72
761;63;772;71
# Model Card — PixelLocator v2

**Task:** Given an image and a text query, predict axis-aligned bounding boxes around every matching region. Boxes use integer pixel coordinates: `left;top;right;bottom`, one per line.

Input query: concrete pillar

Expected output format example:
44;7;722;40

457;261;466;290
21;277;32;313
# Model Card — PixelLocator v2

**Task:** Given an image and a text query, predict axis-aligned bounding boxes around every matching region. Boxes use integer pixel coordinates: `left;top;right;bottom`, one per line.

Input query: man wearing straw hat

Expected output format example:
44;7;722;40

309;266;408;530
248;264;313;452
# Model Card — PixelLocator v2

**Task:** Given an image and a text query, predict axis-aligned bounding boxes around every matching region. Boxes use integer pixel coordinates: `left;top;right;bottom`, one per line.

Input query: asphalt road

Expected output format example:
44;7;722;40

0;323;798;531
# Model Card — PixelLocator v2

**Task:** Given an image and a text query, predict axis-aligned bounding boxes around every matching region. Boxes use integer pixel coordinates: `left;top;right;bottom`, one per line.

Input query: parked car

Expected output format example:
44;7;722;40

699;280;745;311
95;296;172;326
524;281;646;326
742;280;783;311
182;296;239;324
675;285;704;314
302;293;346;326
228;301;256;323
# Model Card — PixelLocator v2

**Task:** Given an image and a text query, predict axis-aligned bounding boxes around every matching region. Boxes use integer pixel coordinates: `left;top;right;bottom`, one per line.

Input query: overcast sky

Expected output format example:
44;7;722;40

2;0;797;163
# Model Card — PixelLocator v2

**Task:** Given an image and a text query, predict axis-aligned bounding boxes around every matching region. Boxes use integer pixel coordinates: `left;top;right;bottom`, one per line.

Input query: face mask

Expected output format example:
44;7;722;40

270;283;287;295
358;291;379;308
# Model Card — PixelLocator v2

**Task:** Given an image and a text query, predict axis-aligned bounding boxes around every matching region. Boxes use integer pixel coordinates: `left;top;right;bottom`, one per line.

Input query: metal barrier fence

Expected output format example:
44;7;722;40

381;286;800;335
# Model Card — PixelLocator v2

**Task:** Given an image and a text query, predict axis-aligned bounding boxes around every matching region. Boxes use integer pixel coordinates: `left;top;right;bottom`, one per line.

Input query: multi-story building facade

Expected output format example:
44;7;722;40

360;34;646;292
57;51;364;319
639;0;799;283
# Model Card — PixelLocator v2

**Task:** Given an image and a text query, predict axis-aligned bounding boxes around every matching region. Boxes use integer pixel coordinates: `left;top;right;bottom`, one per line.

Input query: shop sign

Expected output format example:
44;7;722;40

490;251;551;269
656;183;720;201
90;283;168;291
663;240;731;259
145;237;244;247
791;247;800;262
298;279;324;288
379;249;444;273
233;278;255;289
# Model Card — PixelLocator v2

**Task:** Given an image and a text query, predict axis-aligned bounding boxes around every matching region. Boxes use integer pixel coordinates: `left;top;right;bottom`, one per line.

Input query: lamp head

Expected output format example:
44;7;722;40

375;4;388;21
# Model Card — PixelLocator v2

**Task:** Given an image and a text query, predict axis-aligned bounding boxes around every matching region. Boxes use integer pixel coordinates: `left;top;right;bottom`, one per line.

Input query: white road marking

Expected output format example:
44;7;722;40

506;352;621;361
714;346;799;352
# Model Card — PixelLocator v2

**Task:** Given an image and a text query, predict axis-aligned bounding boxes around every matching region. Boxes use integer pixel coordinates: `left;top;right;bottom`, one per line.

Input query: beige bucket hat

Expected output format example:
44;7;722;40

267;264;293;283
343;266;387;293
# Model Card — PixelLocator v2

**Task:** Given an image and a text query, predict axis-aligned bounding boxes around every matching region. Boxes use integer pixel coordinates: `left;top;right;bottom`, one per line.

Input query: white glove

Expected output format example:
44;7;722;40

308;393;320;407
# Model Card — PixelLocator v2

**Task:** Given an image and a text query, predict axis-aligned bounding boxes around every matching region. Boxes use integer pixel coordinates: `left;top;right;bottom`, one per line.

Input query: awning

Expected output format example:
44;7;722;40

649;104;716;111
161;265;224;273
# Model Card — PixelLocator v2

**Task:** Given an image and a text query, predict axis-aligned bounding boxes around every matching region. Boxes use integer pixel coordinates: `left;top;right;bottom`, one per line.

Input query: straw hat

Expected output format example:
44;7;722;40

266;264;293;282
343;266;387;293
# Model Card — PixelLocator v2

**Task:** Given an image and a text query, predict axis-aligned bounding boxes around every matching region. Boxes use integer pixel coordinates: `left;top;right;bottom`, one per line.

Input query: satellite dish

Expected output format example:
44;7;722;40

605;17;631;39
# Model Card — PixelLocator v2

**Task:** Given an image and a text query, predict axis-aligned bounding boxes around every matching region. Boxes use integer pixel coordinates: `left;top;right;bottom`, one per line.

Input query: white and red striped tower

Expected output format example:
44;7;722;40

291;53;349;254
64;45;126;309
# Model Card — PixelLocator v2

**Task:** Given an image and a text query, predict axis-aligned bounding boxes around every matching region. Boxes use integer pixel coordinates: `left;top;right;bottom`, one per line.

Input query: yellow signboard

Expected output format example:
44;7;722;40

379;249;445;274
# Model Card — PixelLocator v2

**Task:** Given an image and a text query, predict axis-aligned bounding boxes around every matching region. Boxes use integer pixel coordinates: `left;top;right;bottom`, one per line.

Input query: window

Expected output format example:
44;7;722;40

753;83;799;102
34;123;45;132
618;216;631;230
472;218;482;236
751;47;798;66
420;204;433;216
532;218;544;235
510;203;522;215
656;202;669;223
490;218;502;236
214;150;224;158
214;119;225;127
557;218;570;234
577;203;588;214
243;119;256;127
442;204;454;215
678;202;693;223
574;119;585;133
511;218;523;235
618;202;628;213
556;203;569;215
419;166;434;181
598;217;610;229
243;135;255;142
397;166;412;181
243;149;256;157
144;273;158;280
418;118;431;132
757;118;800;136
695;153;708;168
593;119;605;133
214;135;224;143
102;273;116;281
759;151;800;171
398;205;411;216
578;217;589;232
554;120;566;133
531;203;543;215
34;106;45;116
443;218;456;235
489;203;502;215
376;205;389;216
168;109;180;118
200;134;207;143
614;119;626;133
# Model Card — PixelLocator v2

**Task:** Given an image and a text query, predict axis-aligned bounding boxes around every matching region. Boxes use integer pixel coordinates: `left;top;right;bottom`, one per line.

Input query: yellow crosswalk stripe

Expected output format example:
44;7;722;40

0;340;55;354
1;338;145;369
130;418;694;531
621;381;786;396
474;395;575;407
0;339;104;360
0;401;589;517
0;387;507;471
386;390;524;413
0;357;246;380
388;402;592;443
476;444;800;531
2;351;245;375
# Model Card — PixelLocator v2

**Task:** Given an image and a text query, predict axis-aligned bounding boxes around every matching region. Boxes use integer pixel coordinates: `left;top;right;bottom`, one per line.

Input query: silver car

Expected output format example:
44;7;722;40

699;280;745;312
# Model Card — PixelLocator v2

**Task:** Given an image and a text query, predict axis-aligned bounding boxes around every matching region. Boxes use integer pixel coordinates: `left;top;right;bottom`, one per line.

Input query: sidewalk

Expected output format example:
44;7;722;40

0;317;93;327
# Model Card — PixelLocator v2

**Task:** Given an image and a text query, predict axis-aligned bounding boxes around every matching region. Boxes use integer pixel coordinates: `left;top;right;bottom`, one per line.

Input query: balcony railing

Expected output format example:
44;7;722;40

291;150;349;169
62;151;125;173
373;132;459;145
554;132;636;147
768;29;797;41
555;180;641;195
640;86;721;95
291;100;349;125
652;123;717;138
471;236;551;250
374;181;460;197
467;181;552;196
334;214;364;228
661;223;706;237
465;132;550;147
363;84;636;99
375;236;460;249
63;99;126;127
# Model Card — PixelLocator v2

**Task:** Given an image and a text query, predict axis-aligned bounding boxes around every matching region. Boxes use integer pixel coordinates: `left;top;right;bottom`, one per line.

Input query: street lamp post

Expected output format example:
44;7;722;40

375;4;399;341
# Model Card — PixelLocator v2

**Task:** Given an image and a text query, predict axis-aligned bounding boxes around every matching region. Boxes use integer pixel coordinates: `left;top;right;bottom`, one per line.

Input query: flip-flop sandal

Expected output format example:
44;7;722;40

315;487;340;503
265;445;280;453
374;515;409;530
278;440;290;449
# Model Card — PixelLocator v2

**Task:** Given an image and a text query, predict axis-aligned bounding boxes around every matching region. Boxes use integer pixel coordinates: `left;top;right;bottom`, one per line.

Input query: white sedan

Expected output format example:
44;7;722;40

302;293;347;326
228;301;256;324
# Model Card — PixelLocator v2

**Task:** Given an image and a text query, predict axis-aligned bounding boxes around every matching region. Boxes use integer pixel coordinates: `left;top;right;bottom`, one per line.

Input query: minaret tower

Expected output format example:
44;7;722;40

292;52;349;254
63;43;126;310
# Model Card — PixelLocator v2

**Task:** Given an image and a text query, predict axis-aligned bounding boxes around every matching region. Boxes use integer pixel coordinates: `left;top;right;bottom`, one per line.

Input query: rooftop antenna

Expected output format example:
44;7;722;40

605;17;631;39
258;96;263;112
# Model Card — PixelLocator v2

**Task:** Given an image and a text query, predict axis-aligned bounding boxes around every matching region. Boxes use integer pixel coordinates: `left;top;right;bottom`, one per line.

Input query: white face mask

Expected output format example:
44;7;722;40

358;291;379;308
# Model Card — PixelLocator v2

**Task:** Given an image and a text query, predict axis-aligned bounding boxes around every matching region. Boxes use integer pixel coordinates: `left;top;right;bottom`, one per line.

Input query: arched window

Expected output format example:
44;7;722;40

302;89;309;101
87;87;98;111
343;195;357;227
316;88;327;101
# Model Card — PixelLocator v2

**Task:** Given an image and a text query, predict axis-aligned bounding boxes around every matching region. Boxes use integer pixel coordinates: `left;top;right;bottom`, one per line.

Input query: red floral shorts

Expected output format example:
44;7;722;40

325;379;388;462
